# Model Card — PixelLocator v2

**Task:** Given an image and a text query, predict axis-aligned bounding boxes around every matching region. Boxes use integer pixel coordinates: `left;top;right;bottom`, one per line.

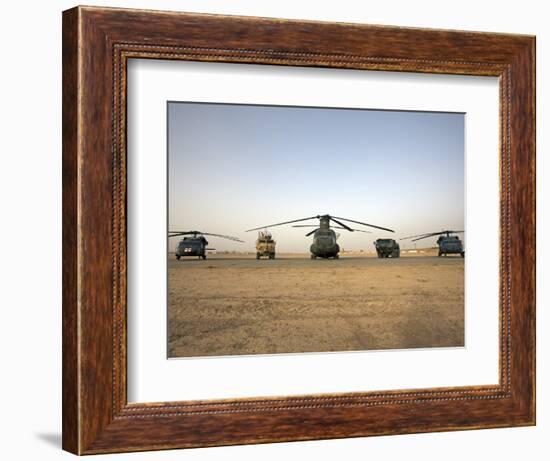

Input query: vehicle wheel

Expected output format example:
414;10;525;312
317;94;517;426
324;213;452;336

461;252;465;258
438;252;442;257
269;253;275;259
201;255;206;260
334;254;339;259
311;254;316;259
176;255;180;260
256;253;260;260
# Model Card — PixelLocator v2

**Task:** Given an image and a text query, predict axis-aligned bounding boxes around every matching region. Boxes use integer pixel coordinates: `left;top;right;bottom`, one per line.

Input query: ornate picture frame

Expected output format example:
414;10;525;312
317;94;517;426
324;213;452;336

62;6;535;454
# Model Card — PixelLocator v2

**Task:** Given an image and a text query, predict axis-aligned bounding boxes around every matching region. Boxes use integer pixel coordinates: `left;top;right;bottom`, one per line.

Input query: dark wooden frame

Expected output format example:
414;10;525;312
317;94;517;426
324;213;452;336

62;5;535;455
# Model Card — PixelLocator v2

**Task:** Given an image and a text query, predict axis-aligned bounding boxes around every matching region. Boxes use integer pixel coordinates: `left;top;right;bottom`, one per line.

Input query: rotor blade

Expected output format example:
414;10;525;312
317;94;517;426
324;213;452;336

412;233;442;242
329;217;353;232
328;226;371;233
293;225;371;232
400;232;437;240
402;230;465;241
433;230;465;235
168;231;196;238
200;232;244;243
168;230;243;242
331;216;394;233
306;229;318;237
329;226;372;232
246;216;320;232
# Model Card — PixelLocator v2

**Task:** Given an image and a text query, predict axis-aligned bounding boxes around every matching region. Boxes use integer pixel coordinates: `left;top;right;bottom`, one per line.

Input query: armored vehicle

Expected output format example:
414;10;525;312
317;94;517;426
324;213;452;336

401;230;464;257
246;214;393;260
169;231;243;260
374;238;400;258
256;230;276;259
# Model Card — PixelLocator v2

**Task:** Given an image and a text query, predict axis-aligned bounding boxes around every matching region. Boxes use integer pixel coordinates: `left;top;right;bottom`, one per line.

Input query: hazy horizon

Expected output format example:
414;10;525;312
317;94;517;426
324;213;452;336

168;102;464;253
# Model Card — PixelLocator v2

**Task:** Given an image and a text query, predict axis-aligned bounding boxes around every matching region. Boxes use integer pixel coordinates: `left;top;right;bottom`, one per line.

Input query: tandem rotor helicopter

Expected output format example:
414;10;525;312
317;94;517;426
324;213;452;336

401;230;465;257
169;231;244;260
246;214;394;259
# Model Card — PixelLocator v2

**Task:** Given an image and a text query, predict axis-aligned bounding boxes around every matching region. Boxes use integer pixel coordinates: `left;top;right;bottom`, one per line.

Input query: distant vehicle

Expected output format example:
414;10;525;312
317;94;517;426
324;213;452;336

374;238;400;258
169;231;243;260
246;214;393;259
256;230;276;259
401;230;465;257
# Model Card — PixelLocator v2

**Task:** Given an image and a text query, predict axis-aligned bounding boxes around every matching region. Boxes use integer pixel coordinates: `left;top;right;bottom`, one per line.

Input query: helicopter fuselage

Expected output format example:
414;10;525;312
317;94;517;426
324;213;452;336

310;226;340;259
175;236;209;260
436;236;464;257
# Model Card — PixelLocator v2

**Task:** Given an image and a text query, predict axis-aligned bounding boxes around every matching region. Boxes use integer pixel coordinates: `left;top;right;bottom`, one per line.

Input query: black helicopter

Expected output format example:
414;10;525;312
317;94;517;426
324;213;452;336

169;231;243;260
401;230;464;257
246;214;394;259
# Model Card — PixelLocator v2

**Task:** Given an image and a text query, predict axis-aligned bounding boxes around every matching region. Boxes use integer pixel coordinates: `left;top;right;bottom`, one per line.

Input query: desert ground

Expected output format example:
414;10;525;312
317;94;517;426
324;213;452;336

168;250;464;358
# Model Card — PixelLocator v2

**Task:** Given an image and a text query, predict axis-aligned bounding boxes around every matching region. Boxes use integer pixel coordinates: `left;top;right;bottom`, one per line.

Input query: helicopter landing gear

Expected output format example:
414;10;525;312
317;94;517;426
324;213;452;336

176;255;181;260
310;254;316;259
334;254;339;259
201;255;207;260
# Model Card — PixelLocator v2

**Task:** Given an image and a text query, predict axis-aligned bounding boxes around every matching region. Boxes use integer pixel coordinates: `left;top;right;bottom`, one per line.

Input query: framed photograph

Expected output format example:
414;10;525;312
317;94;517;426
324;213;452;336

62;6;535;454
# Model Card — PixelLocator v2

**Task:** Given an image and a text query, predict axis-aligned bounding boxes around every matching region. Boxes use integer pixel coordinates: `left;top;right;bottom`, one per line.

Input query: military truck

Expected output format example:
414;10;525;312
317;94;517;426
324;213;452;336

256;230;276;259
374;238;400;258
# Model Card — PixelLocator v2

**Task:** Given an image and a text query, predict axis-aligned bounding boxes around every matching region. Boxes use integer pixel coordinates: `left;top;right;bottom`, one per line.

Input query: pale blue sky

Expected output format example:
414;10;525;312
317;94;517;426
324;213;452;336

168;102;464;253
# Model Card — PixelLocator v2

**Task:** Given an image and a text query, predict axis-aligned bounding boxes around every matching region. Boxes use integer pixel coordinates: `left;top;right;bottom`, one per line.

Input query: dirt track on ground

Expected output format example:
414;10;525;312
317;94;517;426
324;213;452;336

168;252;464;357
